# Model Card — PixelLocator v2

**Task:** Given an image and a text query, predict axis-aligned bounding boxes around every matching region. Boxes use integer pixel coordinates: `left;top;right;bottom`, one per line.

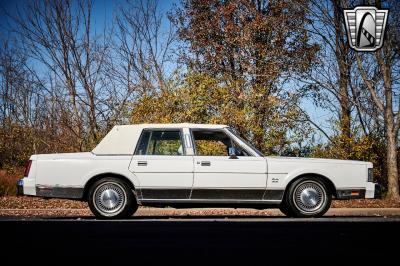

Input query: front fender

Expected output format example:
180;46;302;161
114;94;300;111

282;168;336;189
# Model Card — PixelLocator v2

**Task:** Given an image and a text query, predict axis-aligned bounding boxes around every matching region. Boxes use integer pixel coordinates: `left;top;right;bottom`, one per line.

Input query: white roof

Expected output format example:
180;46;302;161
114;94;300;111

127;123;228;129
92;123;228;155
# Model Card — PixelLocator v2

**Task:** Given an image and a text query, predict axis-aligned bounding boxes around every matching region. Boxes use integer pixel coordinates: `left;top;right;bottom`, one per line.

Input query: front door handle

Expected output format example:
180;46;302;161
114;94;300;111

138;161;147;166
200;161;211;166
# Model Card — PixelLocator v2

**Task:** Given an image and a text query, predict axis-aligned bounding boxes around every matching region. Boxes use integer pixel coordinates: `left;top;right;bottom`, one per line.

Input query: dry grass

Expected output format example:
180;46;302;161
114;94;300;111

0;169;22;196
332;198;400;208
0;196;87;209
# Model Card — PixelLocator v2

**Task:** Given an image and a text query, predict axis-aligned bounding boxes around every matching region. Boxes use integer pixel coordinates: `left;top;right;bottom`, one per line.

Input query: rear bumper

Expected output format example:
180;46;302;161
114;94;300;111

17;177;36;196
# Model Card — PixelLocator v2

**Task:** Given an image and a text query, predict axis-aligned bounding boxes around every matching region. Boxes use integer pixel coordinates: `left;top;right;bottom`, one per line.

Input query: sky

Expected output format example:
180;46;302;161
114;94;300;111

0;0;333;143
0;0;178;37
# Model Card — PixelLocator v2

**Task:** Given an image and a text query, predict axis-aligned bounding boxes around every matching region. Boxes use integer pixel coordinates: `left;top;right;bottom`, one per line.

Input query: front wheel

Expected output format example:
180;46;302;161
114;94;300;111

282;177;332;218
88;177;138;219
279;202;294;217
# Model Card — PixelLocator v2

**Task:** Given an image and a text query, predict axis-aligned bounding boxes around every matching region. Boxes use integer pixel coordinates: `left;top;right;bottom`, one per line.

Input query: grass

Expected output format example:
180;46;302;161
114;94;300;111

0;168;23;196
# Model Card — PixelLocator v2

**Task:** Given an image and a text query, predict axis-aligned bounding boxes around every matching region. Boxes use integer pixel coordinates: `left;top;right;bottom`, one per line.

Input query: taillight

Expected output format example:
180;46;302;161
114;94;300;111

24;160;32;177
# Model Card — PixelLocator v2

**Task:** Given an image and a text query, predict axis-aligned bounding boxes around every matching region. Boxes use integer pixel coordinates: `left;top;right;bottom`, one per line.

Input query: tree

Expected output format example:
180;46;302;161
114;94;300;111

172;0;318;153
0;40;40;167
355;0;400;200
105;0;178;127
301;0;357;158
11;0;110;149
131;71;312;154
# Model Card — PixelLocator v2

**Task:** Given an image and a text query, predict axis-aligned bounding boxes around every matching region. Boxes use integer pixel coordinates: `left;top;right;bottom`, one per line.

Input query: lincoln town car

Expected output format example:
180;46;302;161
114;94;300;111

17;123;379;218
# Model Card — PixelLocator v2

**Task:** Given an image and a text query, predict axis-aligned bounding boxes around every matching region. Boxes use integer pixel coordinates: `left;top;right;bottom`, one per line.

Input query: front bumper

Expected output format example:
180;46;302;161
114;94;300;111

336;183;381;199
374;183;382;199
16;179;24;196
365;182;380;199
336;189;366;199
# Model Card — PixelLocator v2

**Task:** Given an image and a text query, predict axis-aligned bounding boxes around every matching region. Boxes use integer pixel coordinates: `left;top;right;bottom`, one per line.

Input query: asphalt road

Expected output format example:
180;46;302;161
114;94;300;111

2;217;399;265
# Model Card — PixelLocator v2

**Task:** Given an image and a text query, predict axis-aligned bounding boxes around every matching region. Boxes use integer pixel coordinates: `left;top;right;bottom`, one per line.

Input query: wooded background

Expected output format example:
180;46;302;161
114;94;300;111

0;0;399;200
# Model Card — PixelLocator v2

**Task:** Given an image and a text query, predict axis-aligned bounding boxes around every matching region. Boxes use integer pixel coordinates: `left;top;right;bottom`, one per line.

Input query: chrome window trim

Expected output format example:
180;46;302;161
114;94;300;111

134;128;186;156
189;127;258;157
225;128;263;156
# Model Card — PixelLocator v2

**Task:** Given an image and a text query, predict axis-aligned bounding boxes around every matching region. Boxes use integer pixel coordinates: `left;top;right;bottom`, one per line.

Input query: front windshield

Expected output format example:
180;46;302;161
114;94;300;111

227;128;264;156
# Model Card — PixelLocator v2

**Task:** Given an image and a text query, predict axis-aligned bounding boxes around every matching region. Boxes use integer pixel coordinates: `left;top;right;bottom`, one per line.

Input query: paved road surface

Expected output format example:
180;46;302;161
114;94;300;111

2;217;399;265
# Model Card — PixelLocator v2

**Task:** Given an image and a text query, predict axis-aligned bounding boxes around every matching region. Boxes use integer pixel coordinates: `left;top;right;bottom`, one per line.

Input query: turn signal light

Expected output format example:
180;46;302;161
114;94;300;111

368;168;373;182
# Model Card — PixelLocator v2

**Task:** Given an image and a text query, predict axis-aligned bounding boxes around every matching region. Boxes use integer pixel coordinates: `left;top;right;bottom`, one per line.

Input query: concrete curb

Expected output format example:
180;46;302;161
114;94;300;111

327;208;400;216
135;207;400;216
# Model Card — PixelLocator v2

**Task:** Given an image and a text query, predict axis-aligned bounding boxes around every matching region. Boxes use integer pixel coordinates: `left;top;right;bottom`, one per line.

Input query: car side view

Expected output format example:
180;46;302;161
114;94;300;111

17;123;379;218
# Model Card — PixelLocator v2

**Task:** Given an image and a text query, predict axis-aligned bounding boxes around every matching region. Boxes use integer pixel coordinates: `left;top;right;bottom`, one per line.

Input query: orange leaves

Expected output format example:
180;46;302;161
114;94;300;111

175;0;318;79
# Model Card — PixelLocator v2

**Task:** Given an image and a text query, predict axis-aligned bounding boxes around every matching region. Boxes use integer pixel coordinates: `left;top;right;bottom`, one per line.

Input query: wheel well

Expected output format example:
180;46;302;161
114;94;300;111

284;173;337;198
82;173;136;201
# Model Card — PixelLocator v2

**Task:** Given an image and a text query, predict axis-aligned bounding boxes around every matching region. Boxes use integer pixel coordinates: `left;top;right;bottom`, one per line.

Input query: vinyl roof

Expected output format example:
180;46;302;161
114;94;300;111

92;123;229;155
117;123;229;129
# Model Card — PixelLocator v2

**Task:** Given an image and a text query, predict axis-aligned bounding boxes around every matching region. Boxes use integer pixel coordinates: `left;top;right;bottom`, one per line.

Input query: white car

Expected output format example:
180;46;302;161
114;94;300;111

18;123;379;218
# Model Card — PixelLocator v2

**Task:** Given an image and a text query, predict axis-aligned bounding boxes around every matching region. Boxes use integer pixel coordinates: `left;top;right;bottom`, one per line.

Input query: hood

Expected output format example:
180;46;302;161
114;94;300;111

265;156;372;167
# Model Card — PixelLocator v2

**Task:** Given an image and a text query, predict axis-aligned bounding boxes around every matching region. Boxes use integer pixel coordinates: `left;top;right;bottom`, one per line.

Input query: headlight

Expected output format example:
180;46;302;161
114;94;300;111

368;168;373;182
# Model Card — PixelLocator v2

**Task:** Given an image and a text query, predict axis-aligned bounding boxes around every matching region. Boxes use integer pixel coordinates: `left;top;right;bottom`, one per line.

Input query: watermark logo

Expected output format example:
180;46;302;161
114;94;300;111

344;6;388;52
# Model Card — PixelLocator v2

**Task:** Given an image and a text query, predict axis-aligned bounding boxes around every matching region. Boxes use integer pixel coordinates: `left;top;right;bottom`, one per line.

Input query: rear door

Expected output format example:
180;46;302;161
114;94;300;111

129;128;194;201
191;129;267;201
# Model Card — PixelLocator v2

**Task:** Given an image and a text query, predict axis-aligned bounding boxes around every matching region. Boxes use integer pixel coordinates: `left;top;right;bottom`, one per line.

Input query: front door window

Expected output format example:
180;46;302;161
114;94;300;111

192;130;249;156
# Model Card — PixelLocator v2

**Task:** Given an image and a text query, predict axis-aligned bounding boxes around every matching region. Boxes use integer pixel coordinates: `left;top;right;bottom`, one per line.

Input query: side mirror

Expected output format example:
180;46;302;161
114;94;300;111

228;147;239;159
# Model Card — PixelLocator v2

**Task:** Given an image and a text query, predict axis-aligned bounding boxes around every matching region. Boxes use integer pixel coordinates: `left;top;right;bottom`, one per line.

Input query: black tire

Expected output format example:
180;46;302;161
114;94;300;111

87;177;138;219
279;202;294;217
283;176;332;218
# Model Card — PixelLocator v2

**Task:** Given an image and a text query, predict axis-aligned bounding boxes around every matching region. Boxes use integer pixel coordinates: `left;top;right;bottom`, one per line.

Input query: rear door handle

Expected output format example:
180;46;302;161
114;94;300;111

200;161;211;166
138;161;147;166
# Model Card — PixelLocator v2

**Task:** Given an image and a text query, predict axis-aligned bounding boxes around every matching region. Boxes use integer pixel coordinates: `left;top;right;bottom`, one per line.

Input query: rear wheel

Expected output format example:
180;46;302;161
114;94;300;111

283;176;332;218
88;177;138;219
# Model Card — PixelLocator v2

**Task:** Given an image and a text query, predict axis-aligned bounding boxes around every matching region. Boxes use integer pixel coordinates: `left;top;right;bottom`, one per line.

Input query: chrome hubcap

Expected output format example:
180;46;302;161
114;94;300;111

93;182;126;215
100;189;120;209
293;181;326;213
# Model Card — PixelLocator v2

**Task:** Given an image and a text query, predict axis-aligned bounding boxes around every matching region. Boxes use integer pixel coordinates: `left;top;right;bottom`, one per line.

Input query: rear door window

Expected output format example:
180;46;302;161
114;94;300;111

135;130;184;155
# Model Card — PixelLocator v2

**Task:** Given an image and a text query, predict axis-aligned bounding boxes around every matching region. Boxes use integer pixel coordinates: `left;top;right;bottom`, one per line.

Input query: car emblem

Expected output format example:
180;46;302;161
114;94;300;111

343;6;388;52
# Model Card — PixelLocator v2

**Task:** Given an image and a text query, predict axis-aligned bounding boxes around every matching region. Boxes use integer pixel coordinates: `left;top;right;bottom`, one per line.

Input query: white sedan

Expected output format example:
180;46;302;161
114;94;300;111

18;123;379;218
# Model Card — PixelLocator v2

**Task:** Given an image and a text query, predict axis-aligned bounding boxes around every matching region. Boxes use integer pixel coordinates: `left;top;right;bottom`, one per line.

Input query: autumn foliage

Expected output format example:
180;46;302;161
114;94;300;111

0;0;399;199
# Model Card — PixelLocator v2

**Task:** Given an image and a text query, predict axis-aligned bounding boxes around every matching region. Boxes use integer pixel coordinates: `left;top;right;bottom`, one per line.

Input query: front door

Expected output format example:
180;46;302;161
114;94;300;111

191;129;267;201
129;129;194;200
